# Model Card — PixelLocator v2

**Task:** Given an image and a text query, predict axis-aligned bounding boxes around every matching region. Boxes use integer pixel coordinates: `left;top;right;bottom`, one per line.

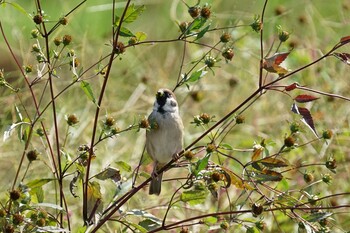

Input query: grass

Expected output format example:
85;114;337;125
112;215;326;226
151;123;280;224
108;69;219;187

0;0;350;232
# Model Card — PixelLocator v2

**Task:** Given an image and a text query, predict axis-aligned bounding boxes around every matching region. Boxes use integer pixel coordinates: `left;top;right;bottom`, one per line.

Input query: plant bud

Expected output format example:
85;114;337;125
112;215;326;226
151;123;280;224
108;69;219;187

204;56;216;68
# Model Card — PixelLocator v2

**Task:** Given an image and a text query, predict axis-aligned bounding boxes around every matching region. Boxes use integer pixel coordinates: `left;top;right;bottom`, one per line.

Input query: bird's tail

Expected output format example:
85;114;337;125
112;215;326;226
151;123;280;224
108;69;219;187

149;172;163;195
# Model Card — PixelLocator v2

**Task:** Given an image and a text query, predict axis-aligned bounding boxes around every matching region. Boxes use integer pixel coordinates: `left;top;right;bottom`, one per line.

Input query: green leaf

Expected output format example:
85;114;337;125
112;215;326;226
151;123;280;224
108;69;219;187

115;161;132;172
20;117;31;142
123;4;146;24
30;187;44;203
203;216;218;225
193;154;210;176
80;80;96;105
138;219;160;231
76;226;87;233
188;17;207;32
220;143;233;150
196;24;210;41
87;181;103;216
304;212;332;222
180;190;208;205
125;220;148;232
26;178;54;189
126;209;162;225
8;2;28;17
187;70;208;83
119;27;135;37
32;202;65;211
135;31;147;41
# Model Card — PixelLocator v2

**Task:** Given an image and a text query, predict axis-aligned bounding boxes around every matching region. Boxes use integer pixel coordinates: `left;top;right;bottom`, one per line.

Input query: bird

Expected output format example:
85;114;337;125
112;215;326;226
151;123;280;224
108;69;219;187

146;88;184;195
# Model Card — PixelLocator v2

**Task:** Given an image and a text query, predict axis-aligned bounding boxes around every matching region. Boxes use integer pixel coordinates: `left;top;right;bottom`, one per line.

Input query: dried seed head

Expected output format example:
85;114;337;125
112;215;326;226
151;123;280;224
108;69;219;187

12;213;24;225
303;172;314;183
284;136;295;147
33;14;43;24
139;118;150;129
59;17;68;25
222;48;234;61
325;158;337;170
54;37;62;46
27;149;39;162
114;41;126;54
66;114;79;126
184;150;195;160
220;32;231;43
62;35;72;46
206;143;216;153
200;6;211;19
9;190;21;201
236;115;245;124
179;21;189;33
188;6;201;18
105;116;115;127
211;172;222;182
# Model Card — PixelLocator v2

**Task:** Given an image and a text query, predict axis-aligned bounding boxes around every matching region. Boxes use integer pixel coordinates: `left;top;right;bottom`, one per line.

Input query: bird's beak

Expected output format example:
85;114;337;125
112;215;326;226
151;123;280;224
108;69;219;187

156;90;164;98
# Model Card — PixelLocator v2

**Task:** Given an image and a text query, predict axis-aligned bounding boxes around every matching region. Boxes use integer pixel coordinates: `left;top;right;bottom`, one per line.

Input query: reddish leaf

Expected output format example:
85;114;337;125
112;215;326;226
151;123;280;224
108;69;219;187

333;53;350;66
285;83;299;91
251;146;263;161
263;52;290;75
291;103;318;137
294;94;319;103
340;36;350;45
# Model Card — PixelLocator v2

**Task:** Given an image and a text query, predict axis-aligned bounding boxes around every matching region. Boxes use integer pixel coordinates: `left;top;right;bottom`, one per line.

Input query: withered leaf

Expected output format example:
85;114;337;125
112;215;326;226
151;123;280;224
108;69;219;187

263;52;290;75
332;52;350;66
291;103;318;137
259;157;289;168
256;169;283;182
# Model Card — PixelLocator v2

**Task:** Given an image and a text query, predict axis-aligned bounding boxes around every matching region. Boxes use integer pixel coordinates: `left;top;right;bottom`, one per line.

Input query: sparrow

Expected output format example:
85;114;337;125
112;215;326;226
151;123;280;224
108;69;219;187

146;88;184;195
